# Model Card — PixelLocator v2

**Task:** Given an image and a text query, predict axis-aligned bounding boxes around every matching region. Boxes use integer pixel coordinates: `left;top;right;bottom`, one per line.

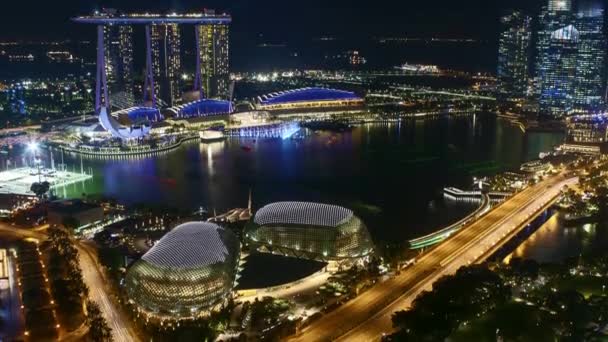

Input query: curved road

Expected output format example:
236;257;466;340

0;224;139;342
289;174;576;342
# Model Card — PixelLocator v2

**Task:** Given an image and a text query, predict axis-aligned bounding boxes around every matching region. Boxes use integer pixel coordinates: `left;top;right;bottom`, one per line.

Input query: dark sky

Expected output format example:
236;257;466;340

0;0;542;41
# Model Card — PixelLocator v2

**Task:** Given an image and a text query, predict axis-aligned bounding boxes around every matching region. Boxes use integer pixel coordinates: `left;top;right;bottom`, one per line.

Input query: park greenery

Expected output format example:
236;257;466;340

86;300;113;341
387;255;608;341
30;181;50;199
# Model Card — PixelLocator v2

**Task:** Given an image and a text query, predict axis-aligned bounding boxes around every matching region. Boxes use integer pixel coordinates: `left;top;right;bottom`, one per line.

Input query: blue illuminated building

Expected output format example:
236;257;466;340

115;106;162;122
167;99;233;118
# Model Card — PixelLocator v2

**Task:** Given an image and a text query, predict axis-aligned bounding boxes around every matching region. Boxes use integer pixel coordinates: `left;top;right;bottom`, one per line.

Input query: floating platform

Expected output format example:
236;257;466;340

0;167;92;196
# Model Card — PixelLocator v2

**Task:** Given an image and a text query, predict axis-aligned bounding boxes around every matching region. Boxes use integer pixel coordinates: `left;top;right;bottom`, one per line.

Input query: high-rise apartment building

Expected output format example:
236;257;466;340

497;11;532;103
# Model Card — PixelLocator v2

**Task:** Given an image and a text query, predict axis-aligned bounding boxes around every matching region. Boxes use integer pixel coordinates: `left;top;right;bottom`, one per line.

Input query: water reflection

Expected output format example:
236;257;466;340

0;114;565;243
506;213;607;263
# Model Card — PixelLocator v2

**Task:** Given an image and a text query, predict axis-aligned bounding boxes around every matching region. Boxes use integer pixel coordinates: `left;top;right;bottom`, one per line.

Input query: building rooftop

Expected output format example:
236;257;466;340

167;99;232;118
73;11;232;25
141;222;233;269
258;87;361;105
254;202;354;228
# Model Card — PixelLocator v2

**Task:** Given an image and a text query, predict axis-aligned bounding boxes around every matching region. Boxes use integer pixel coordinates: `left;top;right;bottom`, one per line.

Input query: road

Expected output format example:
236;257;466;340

289;174;576;342
237;270;331;303
0;224;139;342
77;243;140;342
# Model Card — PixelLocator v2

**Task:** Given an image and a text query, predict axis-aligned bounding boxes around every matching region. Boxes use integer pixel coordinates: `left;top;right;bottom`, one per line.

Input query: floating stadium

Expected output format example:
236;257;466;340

254;87;365;113
246;202;375;266
125;222;240;319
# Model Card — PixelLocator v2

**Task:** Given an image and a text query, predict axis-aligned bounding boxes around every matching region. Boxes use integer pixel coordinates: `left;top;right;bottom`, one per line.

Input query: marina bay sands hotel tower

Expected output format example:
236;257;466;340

73;9;232;112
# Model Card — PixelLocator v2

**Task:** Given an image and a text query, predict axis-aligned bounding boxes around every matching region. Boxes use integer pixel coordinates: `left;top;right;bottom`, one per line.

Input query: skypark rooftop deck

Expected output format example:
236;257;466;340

72;12;232;25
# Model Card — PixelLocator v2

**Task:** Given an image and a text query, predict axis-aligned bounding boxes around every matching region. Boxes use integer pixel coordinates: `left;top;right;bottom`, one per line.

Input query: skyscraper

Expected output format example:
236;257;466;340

151;24;182;107
196;23;230;99
536;0;576;117
573;0;606;113
497;11;532;104
540;25;580;117
103;24;135;109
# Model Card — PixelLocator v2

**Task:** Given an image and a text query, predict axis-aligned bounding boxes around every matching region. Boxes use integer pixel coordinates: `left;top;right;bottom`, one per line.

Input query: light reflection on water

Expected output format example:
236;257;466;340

0;115;566;244
506;213;607;263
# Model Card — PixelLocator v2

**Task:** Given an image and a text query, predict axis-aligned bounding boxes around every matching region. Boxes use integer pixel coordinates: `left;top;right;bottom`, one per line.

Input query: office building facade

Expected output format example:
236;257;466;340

497;11;532;103
573;0;606;113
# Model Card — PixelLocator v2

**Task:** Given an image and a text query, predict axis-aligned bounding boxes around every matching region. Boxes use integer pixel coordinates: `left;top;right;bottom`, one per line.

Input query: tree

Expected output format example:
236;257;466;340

389;265;510;341
62;216;81;232
30;181;50;199
86;300;113;342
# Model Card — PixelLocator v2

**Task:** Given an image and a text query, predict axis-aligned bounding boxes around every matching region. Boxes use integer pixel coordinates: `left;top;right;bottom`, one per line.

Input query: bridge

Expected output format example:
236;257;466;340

288;173;577;342
408;193;491;250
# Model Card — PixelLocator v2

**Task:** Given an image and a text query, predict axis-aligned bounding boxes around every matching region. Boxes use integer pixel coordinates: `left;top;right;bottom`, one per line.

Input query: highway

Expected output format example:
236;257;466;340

289;174;577;342
0;224;139;342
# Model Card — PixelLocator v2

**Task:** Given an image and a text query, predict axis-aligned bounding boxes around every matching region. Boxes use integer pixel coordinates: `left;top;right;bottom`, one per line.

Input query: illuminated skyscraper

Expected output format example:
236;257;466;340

539;25;579;117
103;24;135;109
497;11;532;103
536;0;575;117
196;23;230;99
572;0;606;113
151;24;183;107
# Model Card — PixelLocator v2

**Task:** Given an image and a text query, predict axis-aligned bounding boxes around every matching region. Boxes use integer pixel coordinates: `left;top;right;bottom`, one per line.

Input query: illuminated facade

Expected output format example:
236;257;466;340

549;0;572;11
255;87;365;112
196;24;230;99
573;0;606;113
497;11;532;103
566;114;608;143
539;25;579;117
104;24;135;109
247;202;374;264
536;0;575;117
126;222;240;319
151;24;183;107
536;0;607;117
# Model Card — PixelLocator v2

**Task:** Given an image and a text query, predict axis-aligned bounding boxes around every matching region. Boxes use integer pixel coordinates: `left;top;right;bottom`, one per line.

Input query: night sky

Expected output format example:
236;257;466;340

0;0;541;41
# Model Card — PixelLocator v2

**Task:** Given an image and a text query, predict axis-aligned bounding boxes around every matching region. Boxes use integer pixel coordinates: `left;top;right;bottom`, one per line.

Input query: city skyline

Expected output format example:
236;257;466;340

1;1;608;342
